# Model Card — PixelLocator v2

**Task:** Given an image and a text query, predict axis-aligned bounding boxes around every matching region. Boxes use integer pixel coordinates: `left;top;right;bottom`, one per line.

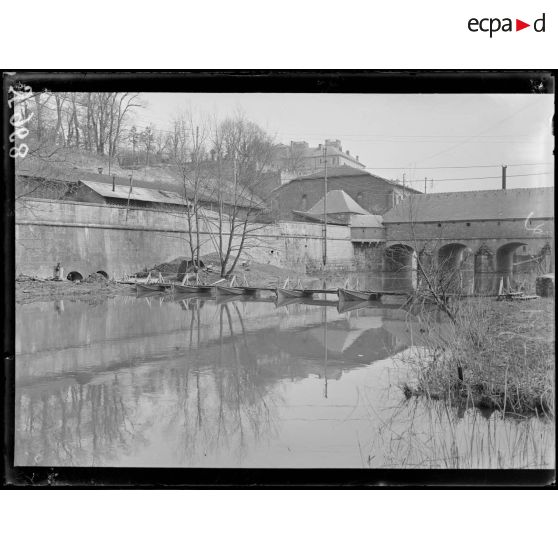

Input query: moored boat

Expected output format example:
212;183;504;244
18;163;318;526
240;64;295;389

215;285;245;296
337;288;380;302
276;287;313;301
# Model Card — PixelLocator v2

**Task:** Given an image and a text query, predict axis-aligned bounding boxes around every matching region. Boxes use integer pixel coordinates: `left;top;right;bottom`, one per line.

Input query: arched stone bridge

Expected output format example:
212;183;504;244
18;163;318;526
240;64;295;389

380;187;554;288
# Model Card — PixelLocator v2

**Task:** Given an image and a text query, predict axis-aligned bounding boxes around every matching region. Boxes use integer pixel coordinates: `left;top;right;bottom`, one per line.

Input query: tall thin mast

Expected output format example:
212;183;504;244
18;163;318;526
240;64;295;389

323;145;328;267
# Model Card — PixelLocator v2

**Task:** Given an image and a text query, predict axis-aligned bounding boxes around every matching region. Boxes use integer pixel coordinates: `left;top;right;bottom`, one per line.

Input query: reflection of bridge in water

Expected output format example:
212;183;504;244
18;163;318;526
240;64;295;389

15;296;418;467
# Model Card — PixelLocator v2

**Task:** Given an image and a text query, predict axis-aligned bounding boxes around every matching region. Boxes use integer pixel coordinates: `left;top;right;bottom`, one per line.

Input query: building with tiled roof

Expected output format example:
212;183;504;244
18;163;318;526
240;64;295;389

269;167;421;221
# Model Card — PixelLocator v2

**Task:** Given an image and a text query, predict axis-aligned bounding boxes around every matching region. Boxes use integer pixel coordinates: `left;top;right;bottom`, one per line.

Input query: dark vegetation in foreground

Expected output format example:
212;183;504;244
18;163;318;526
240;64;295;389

401;298;555;417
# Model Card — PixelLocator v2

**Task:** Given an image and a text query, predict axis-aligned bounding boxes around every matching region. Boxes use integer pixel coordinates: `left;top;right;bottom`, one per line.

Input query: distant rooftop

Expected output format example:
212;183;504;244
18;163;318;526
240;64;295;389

274;139;365;168
275;166;423;194
80;180;189;206
383;187;555;223
306;189;370;216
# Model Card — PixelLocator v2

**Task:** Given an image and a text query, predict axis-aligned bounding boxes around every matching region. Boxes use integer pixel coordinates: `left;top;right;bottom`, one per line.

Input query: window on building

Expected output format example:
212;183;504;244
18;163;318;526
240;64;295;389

466;222;471;227
437;223;442;228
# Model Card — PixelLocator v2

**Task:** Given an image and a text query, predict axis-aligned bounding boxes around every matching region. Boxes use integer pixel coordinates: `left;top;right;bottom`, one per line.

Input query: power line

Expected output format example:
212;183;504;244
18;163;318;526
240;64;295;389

405;171;551;184
414;99;544;164
363;162;552;170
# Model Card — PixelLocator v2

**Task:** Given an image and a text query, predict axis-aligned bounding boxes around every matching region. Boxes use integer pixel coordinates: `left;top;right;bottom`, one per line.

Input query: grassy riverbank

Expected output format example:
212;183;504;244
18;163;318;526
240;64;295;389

401;298;555;417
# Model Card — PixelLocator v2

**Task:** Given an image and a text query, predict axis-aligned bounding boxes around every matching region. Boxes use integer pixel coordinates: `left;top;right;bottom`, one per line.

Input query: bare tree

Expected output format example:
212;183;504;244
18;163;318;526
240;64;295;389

128;125;139;163
284;144;306;175
73;92;142;157
140;124;155;165
210;115;274;278
169;113;213;269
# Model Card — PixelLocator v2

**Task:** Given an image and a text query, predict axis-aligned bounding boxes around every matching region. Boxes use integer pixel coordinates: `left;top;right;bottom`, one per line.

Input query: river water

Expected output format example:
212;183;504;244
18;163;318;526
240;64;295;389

15;292;554;468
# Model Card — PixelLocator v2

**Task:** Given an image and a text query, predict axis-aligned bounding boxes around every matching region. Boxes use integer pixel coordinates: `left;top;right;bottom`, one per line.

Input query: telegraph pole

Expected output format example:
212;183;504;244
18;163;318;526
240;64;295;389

323;145;328;267
424;177;427;194
502;165;507;190
125;172;133;222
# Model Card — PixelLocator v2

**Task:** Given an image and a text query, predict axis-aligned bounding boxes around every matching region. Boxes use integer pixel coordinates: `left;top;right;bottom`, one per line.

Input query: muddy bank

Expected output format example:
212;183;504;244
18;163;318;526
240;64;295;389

16;277;133;304
15;259;321;304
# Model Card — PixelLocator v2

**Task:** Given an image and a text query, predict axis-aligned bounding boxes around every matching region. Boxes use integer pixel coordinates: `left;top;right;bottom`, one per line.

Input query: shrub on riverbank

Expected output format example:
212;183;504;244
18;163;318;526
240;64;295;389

401;298;554;417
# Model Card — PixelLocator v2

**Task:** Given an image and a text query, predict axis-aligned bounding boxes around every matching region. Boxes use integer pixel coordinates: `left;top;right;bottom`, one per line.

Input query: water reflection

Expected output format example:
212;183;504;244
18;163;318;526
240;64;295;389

333;270;544;296
15;295;553;468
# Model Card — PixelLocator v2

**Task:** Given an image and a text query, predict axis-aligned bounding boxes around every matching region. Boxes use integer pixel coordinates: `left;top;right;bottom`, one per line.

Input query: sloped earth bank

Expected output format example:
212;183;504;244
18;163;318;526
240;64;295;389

150;253;321;288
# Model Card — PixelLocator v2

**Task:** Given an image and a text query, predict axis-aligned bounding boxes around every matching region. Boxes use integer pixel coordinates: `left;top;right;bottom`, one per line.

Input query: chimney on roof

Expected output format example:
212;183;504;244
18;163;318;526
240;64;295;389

346;150;350;156
98;167;103;174
325;139;342;150
356;155;359;162
318;143;322;149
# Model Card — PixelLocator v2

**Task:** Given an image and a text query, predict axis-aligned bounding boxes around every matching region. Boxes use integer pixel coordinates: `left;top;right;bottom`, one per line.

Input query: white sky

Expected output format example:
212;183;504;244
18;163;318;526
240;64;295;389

137;93;553;193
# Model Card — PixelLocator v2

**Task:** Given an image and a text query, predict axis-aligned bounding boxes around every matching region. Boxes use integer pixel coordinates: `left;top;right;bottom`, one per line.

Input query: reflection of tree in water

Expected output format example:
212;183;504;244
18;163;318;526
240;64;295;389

15;375;150;467
165;301;282;466
16;298;412;467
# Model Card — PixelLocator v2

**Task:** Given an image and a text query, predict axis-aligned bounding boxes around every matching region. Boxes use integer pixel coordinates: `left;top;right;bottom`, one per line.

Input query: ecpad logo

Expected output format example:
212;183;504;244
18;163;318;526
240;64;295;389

468;13;545;37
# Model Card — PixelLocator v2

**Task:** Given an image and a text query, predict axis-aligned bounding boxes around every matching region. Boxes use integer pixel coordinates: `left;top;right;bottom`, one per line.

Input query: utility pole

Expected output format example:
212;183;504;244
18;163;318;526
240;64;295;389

430;178;434;192
323;145;328;267
402;173;406;187
125;172;133;222
424;177;427;194
502;165;507;190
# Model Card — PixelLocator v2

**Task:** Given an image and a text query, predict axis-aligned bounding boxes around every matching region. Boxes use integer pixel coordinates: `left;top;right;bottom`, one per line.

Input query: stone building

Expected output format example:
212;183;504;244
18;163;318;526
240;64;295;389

269;167;421;221
271;139;365;179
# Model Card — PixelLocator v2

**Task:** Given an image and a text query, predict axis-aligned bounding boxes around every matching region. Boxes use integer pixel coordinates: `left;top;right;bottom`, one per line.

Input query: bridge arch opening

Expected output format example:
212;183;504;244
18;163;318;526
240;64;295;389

437;243;474;293
385;244;416;273
496;242;528;275
96;270;108;279
384;244;417;290
438;243;473;270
